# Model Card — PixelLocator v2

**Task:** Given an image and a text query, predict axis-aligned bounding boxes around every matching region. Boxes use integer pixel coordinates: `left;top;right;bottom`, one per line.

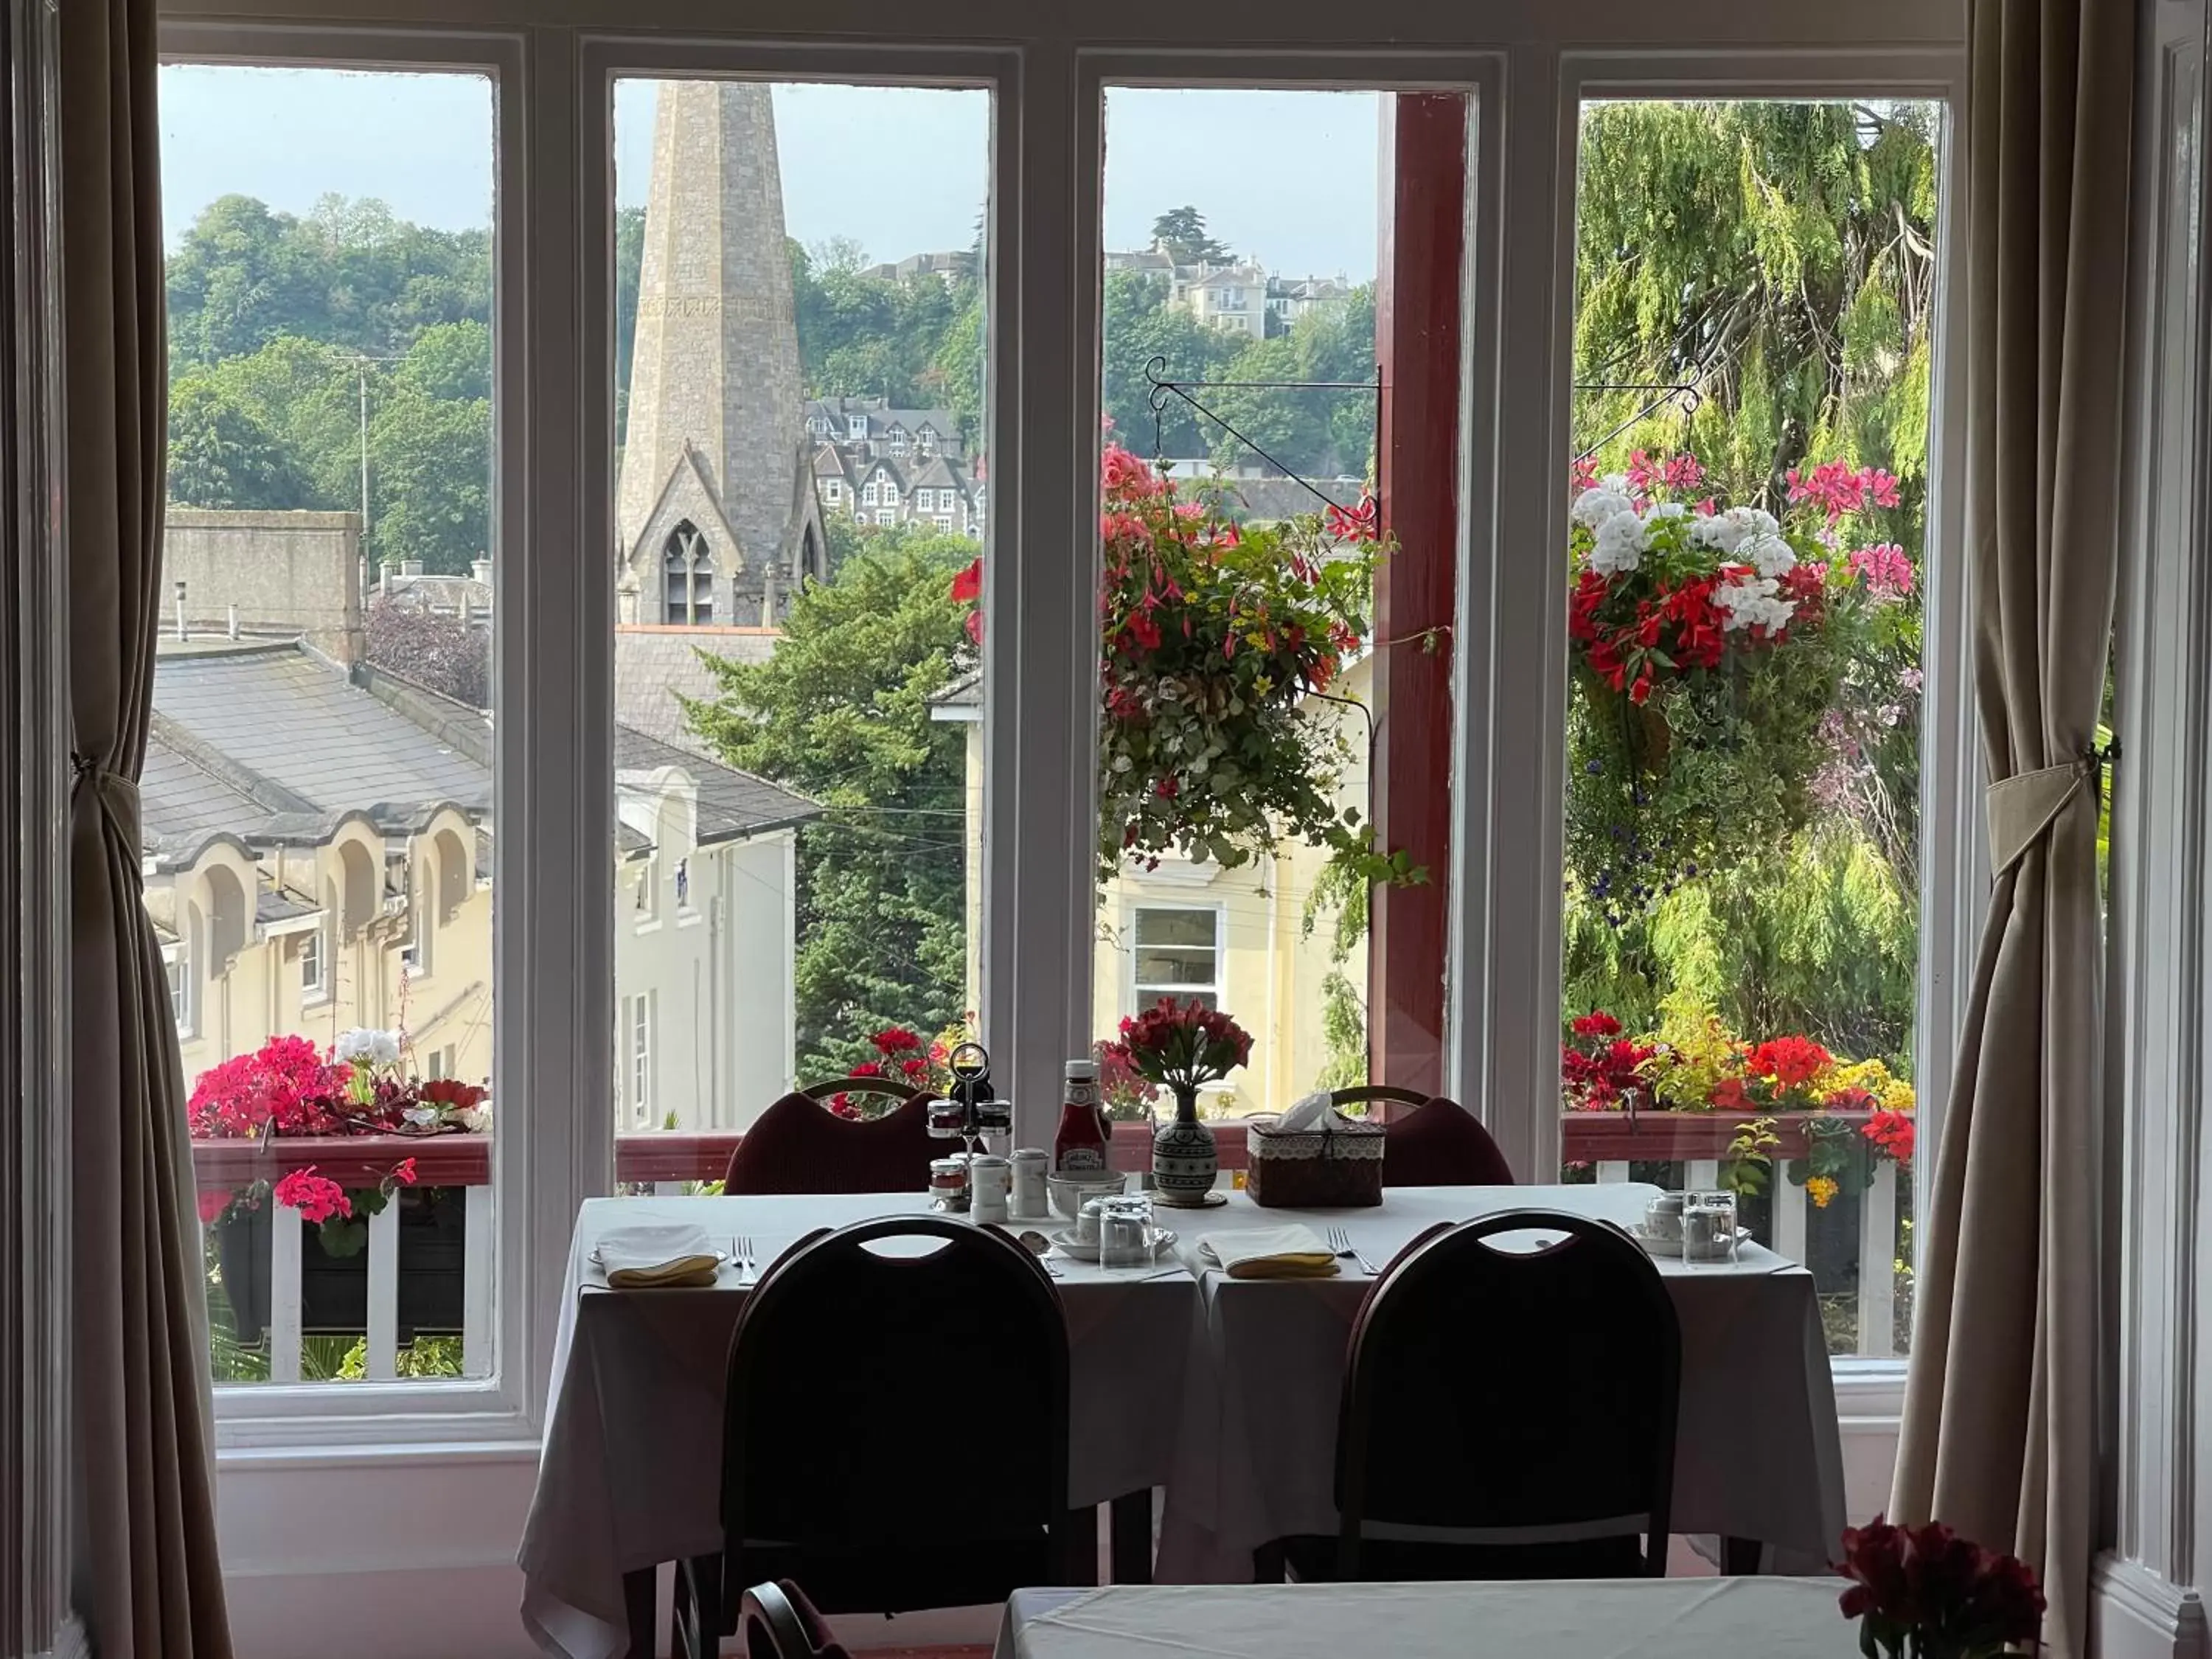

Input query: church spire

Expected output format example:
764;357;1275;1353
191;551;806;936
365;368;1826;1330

616;80;824;625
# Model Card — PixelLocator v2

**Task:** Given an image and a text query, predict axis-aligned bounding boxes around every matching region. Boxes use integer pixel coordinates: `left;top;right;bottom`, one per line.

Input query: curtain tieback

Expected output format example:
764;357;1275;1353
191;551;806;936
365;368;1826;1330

71;751;144;851
1986;743;2115;878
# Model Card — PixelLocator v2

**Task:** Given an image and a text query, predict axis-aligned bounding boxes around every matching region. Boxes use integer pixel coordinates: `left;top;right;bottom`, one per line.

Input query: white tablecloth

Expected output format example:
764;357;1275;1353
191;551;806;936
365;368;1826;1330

995;1577;1857;1659
1151;1185;1846;1583
518;1193;1202;1659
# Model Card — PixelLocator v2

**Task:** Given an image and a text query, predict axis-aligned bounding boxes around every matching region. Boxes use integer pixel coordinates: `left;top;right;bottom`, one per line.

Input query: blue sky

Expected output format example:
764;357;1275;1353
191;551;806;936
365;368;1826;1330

159;67;1380;281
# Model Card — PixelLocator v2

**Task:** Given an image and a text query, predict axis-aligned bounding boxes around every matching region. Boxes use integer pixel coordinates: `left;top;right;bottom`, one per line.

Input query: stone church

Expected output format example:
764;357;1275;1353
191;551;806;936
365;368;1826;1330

616;80;827;627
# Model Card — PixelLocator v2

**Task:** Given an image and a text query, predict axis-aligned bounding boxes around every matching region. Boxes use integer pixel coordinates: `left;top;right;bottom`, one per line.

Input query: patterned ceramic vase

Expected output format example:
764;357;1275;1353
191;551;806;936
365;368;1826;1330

1151;1084;1219;1206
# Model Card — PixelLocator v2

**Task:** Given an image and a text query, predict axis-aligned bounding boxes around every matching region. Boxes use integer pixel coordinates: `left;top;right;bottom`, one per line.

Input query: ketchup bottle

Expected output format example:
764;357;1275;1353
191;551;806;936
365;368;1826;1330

1054;1059;1109;1175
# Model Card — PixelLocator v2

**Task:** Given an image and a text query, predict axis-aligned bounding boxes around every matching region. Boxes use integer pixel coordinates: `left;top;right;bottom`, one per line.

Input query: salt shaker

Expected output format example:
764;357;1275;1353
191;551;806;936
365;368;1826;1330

970;1155;1011;1223
1010;1148;1049;1217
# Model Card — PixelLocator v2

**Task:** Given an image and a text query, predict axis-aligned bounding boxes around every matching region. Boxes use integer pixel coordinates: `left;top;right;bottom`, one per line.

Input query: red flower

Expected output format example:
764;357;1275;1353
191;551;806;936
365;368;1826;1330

1745;1035;1833;1089
198;1189;233;1225
1571;1010;1621;1039
1837;1515;1913;1624
950;557;983;605
871;1027;924;1056
1863;1108;1916;1164
1324;493;1379;542
390;1157;419;1187
273;1167;352;1225
1101;445;1164;498
1835;1514;2043;1657
1709;1077;1750;1112
420;1077;487;1110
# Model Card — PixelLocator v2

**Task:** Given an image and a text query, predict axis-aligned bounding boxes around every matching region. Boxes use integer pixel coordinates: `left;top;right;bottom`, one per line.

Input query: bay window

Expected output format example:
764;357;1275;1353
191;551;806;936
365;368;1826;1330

154;9;1969;1493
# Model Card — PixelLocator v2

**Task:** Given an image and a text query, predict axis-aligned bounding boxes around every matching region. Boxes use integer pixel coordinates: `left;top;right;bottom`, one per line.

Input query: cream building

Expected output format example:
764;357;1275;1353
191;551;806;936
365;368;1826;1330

147;521;819;1134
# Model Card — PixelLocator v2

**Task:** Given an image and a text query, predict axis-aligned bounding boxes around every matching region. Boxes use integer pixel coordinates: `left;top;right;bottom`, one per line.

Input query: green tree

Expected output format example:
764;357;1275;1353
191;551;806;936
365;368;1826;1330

367;388;491;574
682;530;975;1075
1150;206;1232;265
1099;271;1241;456
395;319;492;403
166;373;313;509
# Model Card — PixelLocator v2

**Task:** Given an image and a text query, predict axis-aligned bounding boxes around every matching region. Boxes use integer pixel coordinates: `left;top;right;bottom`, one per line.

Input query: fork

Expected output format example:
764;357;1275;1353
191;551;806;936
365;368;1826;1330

733;1235;757;1287
1326;1226;1378;1276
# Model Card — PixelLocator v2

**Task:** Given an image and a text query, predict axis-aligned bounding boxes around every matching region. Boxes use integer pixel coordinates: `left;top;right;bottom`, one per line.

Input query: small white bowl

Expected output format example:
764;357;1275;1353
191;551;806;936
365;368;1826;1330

1047;1171;1123;1221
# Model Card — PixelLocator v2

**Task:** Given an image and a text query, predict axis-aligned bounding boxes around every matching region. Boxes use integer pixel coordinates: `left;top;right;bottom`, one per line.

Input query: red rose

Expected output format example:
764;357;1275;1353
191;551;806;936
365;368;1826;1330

1836;1515;1913;1624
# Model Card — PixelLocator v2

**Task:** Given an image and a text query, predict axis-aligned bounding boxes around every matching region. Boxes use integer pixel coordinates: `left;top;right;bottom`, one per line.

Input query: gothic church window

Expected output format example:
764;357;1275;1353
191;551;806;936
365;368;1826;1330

662;520;715;625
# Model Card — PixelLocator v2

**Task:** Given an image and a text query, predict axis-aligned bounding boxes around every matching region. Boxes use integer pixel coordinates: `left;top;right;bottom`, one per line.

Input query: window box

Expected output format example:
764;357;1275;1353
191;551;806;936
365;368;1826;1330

213;1183;470;1346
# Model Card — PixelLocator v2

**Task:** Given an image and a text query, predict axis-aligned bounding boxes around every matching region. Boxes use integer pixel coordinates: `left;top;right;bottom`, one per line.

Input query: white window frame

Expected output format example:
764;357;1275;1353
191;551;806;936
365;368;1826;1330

143;13;1975;1465
164;939;192;1038
634;852;660;928
876;508;897;526
156;24;549;1453
299;914;327;1001
1127;902;1225;1012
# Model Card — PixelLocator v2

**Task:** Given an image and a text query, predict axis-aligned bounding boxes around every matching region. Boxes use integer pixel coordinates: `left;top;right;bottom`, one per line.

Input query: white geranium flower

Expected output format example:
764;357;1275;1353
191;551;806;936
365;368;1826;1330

333;1027;398;1065
1692;505;1781;556
1742;532;1797;580
1646;501;1689;524
1714;577;1798;633
1571;482;1635;529
1111;754;1133;773
1589;509;1649;576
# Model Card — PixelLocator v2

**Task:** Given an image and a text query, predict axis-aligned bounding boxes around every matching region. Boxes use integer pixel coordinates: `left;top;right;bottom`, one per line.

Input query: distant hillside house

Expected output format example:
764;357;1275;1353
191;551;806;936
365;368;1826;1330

805;395;985;540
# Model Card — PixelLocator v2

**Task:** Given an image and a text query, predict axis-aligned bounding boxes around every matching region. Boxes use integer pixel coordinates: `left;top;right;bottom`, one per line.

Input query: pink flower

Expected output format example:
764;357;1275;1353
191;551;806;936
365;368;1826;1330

1569;456;1599;493
1660;453;1705;490
1848;542;1914;599
273;1167;352;1225
390;1158;418;1186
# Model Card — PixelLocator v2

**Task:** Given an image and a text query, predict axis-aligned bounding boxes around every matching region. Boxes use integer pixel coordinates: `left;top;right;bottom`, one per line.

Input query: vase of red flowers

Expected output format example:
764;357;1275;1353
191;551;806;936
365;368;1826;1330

1836;1515;2045;1659
1105;998;1252;1207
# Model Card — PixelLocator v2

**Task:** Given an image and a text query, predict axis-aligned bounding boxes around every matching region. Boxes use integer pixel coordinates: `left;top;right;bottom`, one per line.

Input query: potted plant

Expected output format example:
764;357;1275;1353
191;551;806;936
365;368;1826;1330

1102;997;1252;1206
1564;450;1906;929
951;444;1422;896
1836;1515;2045;1658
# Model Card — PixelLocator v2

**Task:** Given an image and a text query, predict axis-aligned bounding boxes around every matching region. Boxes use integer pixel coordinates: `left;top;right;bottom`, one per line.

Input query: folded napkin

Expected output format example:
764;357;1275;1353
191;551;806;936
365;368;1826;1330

1200;1224;1340;1279
594;1223;725;1289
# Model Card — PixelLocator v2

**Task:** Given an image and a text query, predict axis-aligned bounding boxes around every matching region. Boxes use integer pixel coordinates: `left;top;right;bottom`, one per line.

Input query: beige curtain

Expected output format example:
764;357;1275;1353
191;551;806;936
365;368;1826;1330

60;0;233;1649
1889;1;2133;1655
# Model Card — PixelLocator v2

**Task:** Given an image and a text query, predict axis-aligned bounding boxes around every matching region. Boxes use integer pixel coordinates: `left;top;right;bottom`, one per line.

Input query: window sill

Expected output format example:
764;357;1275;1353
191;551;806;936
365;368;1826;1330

633;918;664;936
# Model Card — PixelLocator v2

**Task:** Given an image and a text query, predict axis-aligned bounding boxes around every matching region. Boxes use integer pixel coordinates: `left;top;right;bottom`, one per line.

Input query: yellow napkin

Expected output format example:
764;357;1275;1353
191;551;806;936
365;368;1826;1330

595;1224;726;1289
1200;1224;1340;1279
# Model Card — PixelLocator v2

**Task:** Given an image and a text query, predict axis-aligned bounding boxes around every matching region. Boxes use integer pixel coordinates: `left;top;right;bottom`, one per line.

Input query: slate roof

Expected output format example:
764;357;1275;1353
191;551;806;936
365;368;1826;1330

613;625;779;757
142;639;815;869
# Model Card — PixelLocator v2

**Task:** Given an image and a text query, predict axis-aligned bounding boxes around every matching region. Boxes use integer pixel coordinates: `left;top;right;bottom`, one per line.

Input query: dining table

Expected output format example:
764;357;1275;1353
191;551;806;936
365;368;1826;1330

518;1181;1848;1659
1151;1183;1847;1583
518;1190;1203;1659
993;1576;1860;1659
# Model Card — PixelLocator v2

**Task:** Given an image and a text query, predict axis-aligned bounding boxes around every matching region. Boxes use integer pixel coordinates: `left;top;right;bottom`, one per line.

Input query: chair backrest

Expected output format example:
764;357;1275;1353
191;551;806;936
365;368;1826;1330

1378;1096;1514;1187
741;1581;847;1659
799;1077;922;1106
721;1090;939;1195
1335;1209;1680;1575
722;1217;1070;1568
1327;1085;1428;1124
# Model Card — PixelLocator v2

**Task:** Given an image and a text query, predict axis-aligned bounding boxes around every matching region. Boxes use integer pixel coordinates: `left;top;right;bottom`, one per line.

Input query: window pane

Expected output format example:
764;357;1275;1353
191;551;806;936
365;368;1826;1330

1092;88;1464;1130
159;65;498;1385
1560;100;1942;1358
608;79;991;1179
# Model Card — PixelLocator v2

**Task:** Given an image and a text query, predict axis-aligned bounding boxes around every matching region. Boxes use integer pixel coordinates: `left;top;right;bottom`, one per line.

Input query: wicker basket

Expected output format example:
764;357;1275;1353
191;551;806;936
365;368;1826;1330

1244;1112;1384;1208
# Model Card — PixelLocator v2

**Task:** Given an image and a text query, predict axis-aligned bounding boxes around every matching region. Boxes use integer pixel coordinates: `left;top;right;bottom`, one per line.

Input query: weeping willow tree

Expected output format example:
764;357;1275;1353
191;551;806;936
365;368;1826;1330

1563;100;1940;1069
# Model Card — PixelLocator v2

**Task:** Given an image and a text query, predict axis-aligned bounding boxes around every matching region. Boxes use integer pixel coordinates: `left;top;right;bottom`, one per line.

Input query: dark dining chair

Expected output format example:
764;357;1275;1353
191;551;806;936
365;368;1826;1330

738;1581;848;1659
1277;1208;1680;1583
675;1217;1075;1657
1329;1088;1516;1187
720;1080;937;1194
